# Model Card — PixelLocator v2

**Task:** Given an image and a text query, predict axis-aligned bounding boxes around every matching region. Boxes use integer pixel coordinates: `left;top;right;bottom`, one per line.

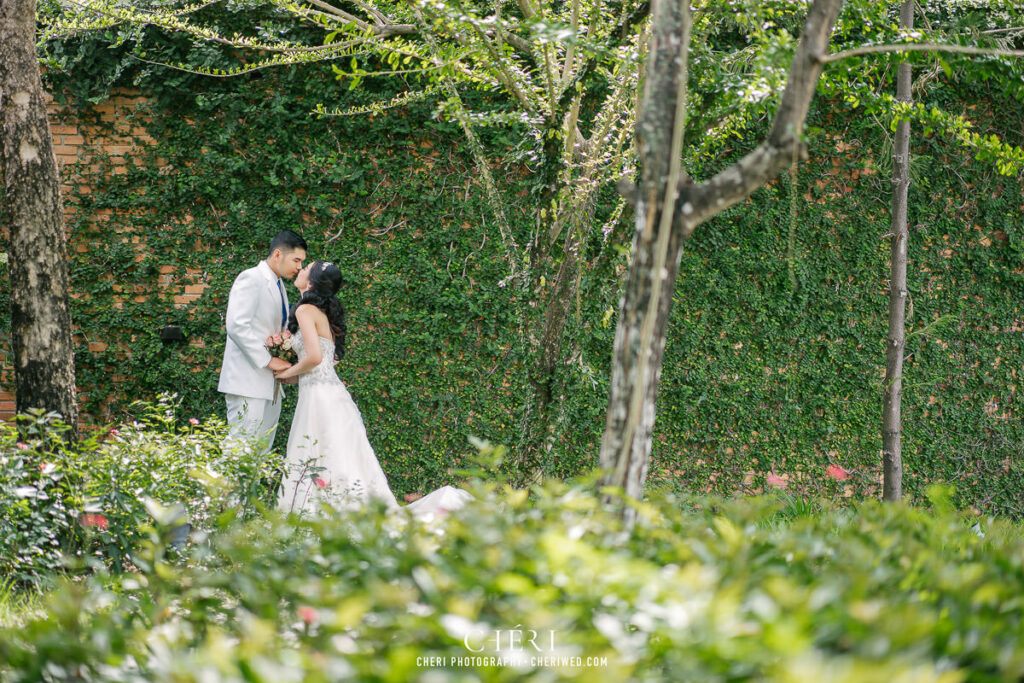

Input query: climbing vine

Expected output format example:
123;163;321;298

0;2;1022;513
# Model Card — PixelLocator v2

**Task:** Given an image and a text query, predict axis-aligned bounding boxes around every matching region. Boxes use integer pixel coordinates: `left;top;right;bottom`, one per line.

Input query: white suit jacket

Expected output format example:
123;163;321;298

218;260;289;401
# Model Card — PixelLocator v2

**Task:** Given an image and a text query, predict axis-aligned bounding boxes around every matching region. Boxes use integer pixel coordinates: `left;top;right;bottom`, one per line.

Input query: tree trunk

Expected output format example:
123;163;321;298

599;0;843;517
598;0;692;514
519;229;582;484
0;0;79;436
882;0;915;502
516;113;606;485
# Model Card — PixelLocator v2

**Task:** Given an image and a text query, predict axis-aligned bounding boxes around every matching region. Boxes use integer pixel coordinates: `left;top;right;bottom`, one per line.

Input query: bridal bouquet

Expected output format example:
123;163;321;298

266;331;297;364
267;331;297;402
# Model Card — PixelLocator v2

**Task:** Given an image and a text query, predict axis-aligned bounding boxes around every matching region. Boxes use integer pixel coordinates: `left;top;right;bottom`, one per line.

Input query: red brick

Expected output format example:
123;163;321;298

185;284;207;295
50;125;78;135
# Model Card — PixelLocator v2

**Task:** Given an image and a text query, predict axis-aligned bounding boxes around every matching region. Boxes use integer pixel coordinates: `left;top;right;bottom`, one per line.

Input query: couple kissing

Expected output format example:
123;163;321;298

217;230;471;517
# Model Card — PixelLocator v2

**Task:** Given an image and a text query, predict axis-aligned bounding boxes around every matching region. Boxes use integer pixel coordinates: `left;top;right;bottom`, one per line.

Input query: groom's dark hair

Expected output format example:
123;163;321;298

268;230;307;256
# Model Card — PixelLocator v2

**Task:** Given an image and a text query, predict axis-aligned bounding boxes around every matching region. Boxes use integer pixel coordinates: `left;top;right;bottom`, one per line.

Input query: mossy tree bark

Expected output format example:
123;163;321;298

0;0;79;437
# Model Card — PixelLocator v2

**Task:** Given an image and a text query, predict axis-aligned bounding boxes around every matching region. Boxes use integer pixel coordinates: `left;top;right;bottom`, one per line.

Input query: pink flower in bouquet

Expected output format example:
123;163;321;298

267;331;297;362
189;418;199;425
297;606;318;624
15;442;29;450
826;464;849;481
766;472;788;489
109;429;120;437
314;478;328;489
81;513;109;530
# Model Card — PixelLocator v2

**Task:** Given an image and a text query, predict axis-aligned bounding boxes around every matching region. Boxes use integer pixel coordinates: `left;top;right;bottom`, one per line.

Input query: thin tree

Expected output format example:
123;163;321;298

0;0;78;436
599;0;844;513
882;0;915;502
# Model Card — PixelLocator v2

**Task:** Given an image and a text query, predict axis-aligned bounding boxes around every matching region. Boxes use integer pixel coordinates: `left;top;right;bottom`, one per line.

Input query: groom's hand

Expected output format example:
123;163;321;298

267;357;291;372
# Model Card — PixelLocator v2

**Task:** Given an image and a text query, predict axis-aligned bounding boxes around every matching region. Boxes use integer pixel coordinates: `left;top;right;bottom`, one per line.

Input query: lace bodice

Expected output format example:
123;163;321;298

292;333;342;389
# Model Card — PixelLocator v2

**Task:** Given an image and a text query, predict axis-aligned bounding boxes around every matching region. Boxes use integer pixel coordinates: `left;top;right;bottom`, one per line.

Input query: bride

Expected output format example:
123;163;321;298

272;260;471;517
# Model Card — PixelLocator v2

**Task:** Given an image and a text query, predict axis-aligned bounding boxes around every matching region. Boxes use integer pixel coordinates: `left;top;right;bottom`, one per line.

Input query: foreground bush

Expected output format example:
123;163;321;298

1;478;1022;682
0;397;278;585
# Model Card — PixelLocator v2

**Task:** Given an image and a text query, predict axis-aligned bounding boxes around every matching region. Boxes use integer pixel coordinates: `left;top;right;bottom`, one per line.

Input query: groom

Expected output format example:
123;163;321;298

218;230;307;453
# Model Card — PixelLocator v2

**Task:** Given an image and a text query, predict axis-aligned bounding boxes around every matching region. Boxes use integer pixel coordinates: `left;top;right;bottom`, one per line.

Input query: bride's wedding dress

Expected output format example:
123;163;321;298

277;333;471;517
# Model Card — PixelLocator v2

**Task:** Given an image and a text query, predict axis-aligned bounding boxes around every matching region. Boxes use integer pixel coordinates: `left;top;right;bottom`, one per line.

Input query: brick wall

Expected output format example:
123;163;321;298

0;389;13;417
1;90;207;423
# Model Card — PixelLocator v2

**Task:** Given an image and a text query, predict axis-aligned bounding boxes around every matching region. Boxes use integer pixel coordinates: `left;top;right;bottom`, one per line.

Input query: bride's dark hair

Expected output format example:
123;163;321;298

287;260;347;361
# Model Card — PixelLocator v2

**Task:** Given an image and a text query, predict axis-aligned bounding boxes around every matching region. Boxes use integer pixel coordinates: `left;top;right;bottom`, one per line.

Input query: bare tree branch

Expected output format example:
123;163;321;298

619;0;650;41
498;29;533;55
458;11;540;113
301;0;415;36
676;0;842;234
302;0;369;27
981;26;1024;35
823;42;1024;63
560;0;579;87
350;0;389;24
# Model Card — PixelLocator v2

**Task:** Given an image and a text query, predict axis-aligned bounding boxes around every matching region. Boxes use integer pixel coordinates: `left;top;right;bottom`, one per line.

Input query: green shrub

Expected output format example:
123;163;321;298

0;396;279;586
1;477;1022;682
0;411;87;584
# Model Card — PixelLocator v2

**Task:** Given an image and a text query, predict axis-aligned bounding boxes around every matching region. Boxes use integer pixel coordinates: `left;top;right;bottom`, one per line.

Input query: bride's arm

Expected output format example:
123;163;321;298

274;306;322;380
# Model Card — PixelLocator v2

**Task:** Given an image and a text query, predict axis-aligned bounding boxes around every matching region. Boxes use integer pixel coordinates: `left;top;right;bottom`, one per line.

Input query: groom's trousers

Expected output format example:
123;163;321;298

224;393;282;455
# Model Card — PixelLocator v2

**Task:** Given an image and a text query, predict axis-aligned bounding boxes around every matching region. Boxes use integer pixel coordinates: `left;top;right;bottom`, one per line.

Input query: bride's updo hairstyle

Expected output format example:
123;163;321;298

287;260;347;361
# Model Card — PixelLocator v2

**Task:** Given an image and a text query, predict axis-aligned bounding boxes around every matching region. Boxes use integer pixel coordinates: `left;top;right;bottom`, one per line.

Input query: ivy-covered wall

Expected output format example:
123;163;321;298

655;84;1024;517
1;50;1021;513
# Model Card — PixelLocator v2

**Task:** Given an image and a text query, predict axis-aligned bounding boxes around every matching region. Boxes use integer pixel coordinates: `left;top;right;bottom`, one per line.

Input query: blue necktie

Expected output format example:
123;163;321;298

277;279;287;328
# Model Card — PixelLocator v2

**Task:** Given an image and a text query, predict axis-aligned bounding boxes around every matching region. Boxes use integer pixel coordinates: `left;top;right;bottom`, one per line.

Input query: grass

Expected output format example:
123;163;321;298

0;578;47;629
